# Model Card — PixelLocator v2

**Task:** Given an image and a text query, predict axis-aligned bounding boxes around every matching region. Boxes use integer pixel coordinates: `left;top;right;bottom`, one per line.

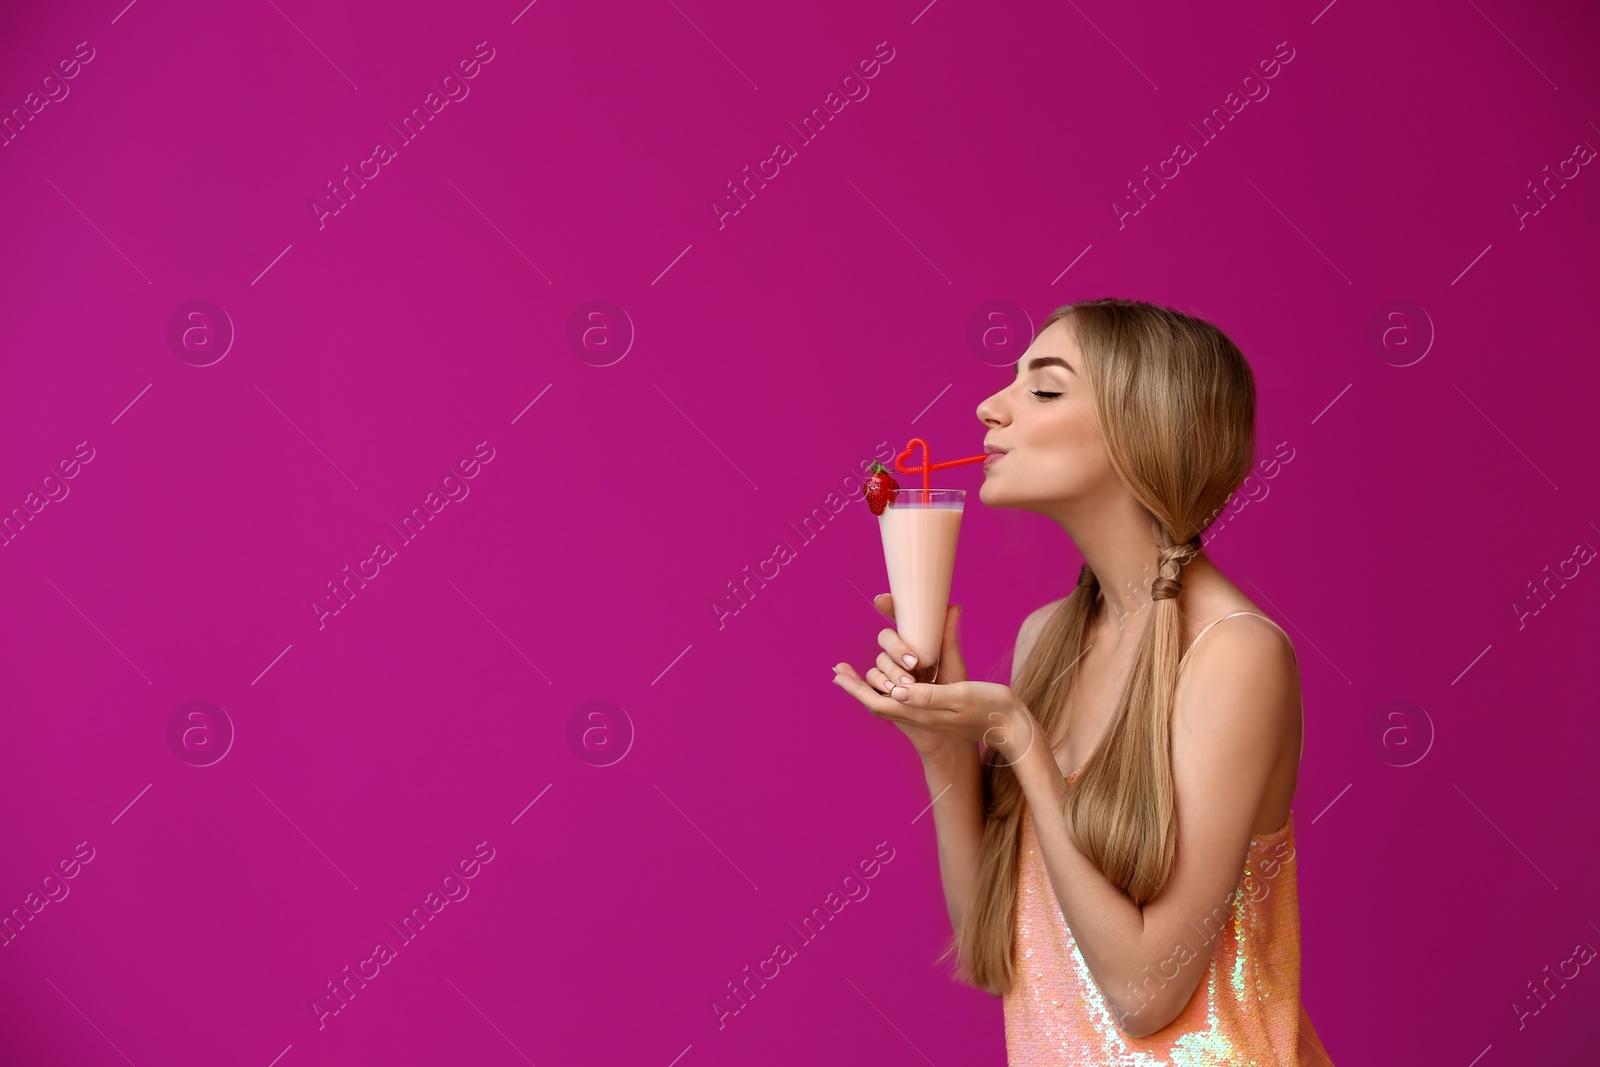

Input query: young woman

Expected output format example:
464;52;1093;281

833;298;1335;1064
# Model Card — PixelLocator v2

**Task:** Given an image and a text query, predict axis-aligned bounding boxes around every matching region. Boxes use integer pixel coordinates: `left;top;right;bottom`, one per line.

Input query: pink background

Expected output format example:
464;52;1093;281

3;0;1598;1063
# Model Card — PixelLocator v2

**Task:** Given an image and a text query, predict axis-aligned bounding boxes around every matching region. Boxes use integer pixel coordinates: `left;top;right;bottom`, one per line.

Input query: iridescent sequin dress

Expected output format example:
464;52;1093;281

1003;612;1335;1065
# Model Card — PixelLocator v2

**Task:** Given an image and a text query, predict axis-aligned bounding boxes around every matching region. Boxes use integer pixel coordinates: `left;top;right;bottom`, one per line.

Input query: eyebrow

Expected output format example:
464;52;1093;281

1012;356;1077;377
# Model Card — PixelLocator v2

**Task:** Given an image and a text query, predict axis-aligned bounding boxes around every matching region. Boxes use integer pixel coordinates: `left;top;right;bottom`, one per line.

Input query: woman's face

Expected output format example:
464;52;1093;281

975;318;1114;511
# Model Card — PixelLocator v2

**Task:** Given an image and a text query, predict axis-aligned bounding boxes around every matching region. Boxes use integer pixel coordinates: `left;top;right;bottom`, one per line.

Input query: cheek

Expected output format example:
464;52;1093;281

1066;405;1107;455
1042;409;1112;482
1031;404;1096;453
1011;423;1077;481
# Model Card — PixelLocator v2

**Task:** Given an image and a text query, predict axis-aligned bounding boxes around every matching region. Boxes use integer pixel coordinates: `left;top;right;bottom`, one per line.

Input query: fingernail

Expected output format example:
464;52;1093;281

891;686;909;700
902;654;917;668
831;666;839;674
899;675;914;685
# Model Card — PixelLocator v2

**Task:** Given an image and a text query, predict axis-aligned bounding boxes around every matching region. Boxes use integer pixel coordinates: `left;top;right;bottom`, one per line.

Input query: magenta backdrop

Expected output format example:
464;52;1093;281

3;0;1598;1063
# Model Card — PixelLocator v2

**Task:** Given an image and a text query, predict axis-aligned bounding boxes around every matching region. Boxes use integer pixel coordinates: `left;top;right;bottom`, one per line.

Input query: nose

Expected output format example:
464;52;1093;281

976;386;1009;428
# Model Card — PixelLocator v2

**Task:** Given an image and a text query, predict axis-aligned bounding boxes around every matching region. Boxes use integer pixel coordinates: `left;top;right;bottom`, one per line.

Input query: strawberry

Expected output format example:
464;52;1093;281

863;461;899;515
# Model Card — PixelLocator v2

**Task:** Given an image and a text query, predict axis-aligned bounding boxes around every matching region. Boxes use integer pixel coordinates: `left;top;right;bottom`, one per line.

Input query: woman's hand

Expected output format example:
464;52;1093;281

844;596;966;760
872;593;967;684
832;666;1038;765
834;597;1036;763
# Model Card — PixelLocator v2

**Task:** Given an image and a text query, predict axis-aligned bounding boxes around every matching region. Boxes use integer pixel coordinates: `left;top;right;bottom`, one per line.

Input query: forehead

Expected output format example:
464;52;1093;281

1013;319;1081;375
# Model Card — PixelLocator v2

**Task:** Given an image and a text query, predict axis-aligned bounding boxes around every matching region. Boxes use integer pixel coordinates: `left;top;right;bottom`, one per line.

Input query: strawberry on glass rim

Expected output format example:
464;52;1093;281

864;462;900;515
863;438;986;513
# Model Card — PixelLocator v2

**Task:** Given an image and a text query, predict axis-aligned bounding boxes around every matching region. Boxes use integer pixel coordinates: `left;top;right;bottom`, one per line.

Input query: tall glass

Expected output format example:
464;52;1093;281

877;489;965;684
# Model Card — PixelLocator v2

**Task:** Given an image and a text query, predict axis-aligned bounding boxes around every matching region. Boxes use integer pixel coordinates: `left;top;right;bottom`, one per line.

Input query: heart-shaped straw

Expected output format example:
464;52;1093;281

894;437;987;490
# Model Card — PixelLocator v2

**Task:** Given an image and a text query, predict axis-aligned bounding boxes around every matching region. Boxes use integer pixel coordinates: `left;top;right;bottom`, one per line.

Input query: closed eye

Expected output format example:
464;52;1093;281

1030;390;1062;400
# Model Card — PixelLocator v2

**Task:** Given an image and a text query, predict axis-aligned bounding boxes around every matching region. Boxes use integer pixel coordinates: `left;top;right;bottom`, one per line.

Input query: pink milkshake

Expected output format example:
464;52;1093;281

878;489;965;682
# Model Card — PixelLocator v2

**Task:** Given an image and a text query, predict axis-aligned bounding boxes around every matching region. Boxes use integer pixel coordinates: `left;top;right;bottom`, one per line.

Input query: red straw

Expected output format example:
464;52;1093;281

893;437;986;491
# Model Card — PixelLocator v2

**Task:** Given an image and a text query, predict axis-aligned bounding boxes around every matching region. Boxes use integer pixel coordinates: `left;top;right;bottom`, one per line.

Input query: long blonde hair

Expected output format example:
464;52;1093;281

940;297;1258;996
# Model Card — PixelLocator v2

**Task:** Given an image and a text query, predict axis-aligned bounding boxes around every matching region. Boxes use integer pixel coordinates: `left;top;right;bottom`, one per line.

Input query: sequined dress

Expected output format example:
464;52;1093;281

1002;612;1334;1065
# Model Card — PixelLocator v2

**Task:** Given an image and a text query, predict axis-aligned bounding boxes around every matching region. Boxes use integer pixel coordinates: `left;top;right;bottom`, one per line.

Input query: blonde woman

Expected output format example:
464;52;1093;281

833;299;1335;1064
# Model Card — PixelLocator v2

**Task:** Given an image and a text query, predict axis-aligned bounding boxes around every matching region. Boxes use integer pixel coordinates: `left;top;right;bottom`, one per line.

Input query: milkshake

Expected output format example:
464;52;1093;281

877;489;964;683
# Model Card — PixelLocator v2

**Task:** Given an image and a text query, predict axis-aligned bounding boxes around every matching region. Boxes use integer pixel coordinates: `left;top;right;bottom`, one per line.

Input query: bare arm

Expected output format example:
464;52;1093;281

1009;615;1297;1037
919;601;1059;945
919;742;984;940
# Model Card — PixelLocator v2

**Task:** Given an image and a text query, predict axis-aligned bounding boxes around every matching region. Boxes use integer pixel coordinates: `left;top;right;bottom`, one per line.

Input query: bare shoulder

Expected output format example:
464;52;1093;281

1173;610;1299;759
1022;595;1070;634
1175;560;1294;667
1012;596;1071;684
1179;607;1297;688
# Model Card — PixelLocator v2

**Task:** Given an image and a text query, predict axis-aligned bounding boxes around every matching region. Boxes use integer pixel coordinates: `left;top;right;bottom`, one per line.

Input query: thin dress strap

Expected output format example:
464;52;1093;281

1064;611;1305;786
1180;610;1294;666
1179;611;1304;761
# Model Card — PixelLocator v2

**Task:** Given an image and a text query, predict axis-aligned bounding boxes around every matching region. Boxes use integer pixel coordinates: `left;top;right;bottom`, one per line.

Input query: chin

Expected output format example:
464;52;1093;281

977;479;1010;509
